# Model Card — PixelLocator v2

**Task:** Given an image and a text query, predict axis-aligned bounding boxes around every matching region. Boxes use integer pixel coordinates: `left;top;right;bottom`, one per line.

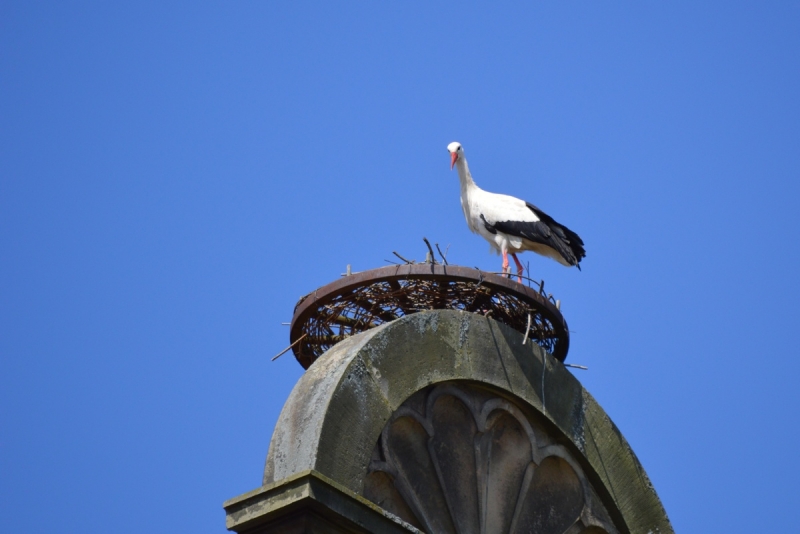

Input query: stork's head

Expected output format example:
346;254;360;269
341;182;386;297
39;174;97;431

447;141;463;169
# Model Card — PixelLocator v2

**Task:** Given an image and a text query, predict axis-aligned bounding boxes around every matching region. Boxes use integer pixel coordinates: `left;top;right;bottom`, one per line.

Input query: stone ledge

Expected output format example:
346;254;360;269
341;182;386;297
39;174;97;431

224;470;420;533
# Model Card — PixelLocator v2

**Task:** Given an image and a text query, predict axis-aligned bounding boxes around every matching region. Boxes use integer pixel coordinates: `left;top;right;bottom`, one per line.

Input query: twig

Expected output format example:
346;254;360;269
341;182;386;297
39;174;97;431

271;334;307;361
422;238;437;264
392;251;414;264
564;363;588;370
435;243;449;265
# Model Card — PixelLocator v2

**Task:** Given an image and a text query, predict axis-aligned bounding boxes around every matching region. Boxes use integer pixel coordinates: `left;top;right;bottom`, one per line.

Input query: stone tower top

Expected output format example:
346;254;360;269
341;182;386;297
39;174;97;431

224;265;673;533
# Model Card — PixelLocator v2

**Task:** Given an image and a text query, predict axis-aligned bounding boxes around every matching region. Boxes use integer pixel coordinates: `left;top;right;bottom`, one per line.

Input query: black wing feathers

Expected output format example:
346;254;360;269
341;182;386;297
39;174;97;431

489;202;585;268
479;214;497;234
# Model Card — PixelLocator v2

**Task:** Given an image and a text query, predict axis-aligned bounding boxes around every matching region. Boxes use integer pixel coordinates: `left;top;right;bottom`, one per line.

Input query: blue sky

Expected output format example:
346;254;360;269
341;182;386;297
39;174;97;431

2;2;799;532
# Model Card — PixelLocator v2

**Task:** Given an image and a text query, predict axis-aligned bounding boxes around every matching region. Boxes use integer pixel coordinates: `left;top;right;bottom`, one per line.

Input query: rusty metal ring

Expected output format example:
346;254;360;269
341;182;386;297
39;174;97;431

289;264;570;369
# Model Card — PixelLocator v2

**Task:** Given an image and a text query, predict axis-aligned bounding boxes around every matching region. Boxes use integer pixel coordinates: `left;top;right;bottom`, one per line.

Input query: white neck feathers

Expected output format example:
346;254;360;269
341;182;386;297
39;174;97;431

455;156;477;190
454;155;481;232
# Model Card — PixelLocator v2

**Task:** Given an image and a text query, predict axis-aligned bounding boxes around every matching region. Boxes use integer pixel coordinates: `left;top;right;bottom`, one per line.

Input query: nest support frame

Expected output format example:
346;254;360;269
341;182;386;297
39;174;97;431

289;264;570;369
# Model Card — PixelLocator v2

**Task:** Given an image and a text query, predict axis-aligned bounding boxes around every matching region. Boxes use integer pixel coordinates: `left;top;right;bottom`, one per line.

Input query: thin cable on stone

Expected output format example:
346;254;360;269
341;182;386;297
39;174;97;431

522;313;532;345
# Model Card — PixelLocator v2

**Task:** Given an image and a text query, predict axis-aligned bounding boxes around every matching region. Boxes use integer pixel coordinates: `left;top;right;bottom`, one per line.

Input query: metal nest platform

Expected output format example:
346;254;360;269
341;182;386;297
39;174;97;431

288;264;570;369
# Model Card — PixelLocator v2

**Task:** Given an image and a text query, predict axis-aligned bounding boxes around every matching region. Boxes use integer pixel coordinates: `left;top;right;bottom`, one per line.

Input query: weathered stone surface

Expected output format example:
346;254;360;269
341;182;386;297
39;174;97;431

256;309;672;534
224;470;420;533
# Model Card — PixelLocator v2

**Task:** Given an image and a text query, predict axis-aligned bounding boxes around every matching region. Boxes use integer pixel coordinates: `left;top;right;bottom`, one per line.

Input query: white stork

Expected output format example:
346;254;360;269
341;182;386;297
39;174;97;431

448;141;585;281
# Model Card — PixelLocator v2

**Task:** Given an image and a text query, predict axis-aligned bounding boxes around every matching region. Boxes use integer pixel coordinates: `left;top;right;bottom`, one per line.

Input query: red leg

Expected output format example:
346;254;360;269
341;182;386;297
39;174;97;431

501;250;510;277
511;253;524;283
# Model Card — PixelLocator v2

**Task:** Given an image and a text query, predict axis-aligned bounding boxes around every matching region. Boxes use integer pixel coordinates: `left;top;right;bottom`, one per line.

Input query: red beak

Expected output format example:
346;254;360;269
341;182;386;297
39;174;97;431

450;152;458;169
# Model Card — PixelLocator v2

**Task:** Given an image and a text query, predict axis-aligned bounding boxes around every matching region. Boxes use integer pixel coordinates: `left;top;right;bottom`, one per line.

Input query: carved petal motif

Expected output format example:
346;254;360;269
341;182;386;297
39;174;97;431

363;383;619;534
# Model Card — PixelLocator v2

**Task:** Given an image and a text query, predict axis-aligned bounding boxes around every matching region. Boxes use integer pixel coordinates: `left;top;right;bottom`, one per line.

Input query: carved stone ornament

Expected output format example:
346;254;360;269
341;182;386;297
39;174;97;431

256;310;673;534
364;382;618;534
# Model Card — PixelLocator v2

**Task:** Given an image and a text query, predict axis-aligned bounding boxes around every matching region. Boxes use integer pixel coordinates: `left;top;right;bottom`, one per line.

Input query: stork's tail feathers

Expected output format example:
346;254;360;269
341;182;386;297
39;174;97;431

527;203;585;268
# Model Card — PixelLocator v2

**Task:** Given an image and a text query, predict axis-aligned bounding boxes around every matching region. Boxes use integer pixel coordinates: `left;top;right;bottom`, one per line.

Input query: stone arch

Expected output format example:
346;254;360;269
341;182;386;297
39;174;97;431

263;309;671;534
